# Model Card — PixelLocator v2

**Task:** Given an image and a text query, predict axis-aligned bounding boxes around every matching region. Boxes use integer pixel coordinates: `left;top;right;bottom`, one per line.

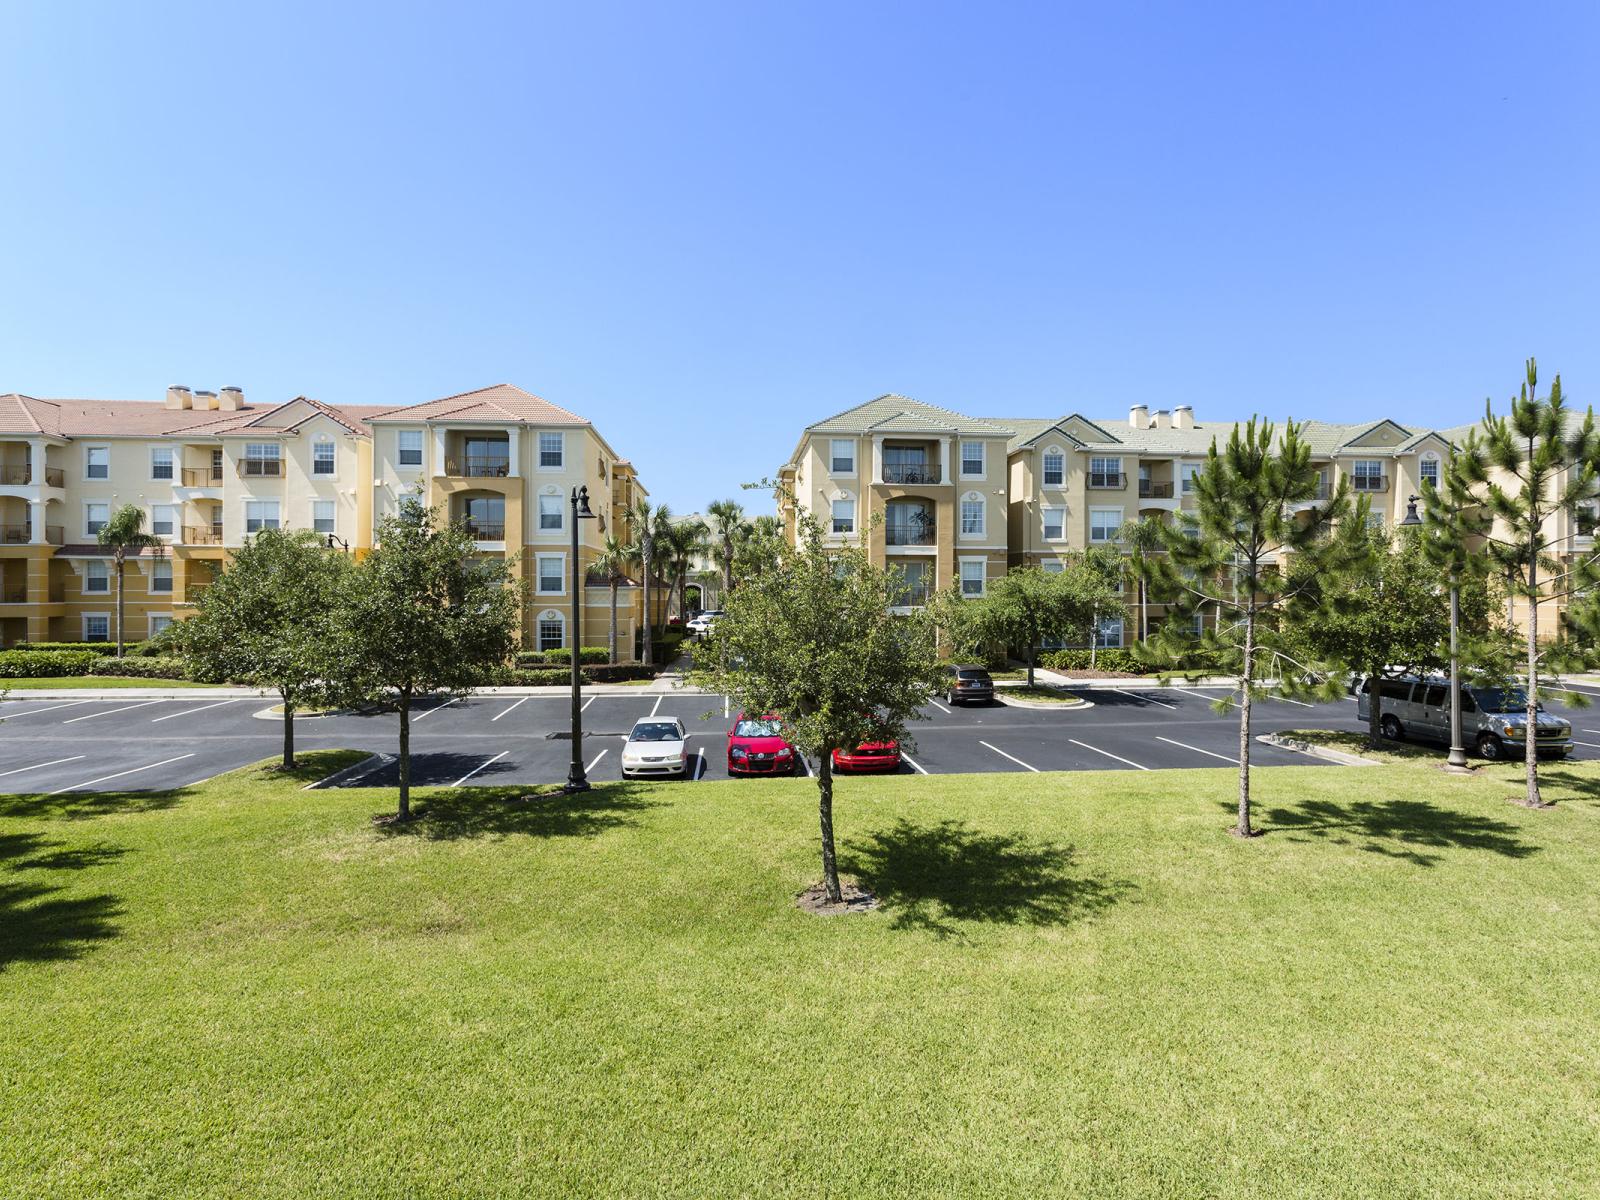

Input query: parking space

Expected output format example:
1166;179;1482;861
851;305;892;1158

2;683;1596;793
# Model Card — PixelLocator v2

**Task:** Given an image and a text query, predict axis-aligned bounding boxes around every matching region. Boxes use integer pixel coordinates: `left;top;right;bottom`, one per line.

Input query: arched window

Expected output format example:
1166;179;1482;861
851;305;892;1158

960;491;985;536
537;609;566;651
1042;447;1065;488
1419;452;1440;489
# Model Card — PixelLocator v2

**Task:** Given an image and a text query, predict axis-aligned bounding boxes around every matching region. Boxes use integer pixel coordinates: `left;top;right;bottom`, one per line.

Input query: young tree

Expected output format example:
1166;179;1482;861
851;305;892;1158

1141;419;1358;837
1117;515;1167;642
179;528;354;768
1061;546;1128;669
705;498;749;595
701;510;943;904
341;499;520;820
591;533;638;663
97;504;163;658
627;500;670;664
1449;360;1600;805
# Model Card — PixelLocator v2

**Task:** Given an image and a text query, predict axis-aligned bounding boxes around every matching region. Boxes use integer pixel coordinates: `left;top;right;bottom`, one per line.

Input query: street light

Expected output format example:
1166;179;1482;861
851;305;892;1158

566;485;598;792
1401;493;1472;772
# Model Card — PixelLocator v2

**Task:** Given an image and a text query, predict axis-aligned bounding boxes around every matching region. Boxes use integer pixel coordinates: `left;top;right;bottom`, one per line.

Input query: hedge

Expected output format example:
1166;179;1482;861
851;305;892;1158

88;657;192;680
517;647;614;667
0;649;102;678
1038;647;1227;674
8;639;174;658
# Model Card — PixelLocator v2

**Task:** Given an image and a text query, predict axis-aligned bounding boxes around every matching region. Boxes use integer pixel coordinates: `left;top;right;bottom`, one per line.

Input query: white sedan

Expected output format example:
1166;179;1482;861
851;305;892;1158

620;717;691;779
687;610;723;637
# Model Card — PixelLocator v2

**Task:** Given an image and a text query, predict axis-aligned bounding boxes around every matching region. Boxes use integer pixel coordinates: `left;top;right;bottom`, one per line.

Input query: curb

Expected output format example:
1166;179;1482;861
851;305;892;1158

304;752;392;790
996;691;1094;711
1257;732;1380;767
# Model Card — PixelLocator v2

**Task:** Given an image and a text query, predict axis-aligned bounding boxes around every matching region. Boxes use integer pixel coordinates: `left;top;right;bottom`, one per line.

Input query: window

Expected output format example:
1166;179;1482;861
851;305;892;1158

244;443;282;476
831;497;855;534
1090;508;1122;543
960;559;986;597
210;449;223;481
150;560;172;593
86;503;109;536
149;614;173;637
1419;454;1440;489
538;432;564;469
1095;617;1124;648
537;554;564;594
83;614;110;642
960;441;984;477
245;501;281;533
1042;559;1065;574
1042;451;1064;487
150;447;174;480
1191;611;1206;636
539;494;564;532
313;440;336;476
1352;459;1385;491
313;500;336;534
84;561;109;594
150;505;175;537
1180;463;1201;494
1042;507;1065;540
81;445;111;480
830;439;855;474
1364;510;1385;535
1089;456;1123;488
538;614;565;651
891;560;932;608
960;497;984;535
463;495;504;540
397;430;424;467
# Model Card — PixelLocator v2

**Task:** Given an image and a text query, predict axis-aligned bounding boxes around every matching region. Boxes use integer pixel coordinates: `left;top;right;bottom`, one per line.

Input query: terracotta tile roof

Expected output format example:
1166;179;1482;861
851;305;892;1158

0;393;379;438
366;384;590;425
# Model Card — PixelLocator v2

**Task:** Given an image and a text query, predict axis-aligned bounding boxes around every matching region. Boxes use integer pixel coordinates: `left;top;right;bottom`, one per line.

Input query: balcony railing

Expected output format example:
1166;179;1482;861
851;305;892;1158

0;466;65;487
885;524;936;546
1089;473;1126;489
0;586;24;603
183;524;226;545
0;525;63;545
892;584;932;607
1351;476;1388;492
464;522;506;541
446;456;513;478
882;463;941;485
182;467;225;487
239;459;283;478
1138;479;1174;499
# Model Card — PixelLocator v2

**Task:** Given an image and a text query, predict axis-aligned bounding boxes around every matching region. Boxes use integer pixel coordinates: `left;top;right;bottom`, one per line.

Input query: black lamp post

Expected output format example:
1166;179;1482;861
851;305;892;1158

566;485;597;792
1401;494;1471;772
325;533;350;552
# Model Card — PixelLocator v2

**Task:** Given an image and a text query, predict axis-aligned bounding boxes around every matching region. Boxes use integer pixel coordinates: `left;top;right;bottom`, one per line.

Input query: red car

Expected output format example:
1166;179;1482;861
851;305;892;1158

831;740;902;773
727;714;799;776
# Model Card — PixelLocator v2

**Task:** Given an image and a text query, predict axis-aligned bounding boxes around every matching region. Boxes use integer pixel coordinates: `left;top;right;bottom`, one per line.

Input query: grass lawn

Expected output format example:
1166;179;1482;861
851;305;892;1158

4;755;1600;1197
1000;684;1087;705
1277;727;1451;765
0;675;214;690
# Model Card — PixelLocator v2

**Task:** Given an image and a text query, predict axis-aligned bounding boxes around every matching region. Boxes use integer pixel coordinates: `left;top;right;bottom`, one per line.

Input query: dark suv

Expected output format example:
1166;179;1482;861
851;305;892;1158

944;665;995;706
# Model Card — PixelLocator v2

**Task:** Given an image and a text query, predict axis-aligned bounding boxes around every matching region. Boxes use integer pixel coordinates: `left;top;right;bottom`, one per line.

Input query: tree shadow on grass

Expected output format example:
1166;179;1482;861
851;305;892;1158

0;830;125;971
0;787;183;822
839;818;1134;939
379;782;664;843
1253;797;1537;866
1534;770;1600;805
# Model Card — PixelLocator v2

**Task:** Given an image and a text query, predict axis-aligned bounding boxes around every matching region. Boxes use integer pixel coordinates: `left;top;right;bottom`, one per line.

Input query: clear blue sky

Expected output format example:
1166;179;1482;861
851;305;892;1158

3;2;1596;513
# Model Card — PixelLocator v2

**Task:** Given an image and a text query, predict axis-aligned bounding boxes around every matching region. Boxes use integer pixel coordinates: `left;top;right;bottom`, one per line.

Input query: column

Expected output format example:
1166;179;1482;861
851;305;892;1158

871;436;884;485
29;500;46;545
506;427;521;477
939;437;953;483
29;439;48;485
432;427;448;475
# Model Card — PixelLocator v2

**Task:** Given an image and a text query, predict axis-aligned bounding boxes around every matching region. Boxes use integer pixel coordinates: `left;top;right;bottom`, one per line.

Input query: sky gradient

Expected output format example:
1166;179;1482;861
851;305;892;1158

3;1;1596;513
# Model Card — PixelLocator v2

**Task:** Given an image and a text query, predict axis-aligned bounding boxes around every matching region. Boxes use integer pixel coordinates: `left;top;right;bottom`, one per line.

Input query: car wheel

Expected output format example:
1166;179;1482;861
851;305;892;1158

946;692;957;705
1476;733;1503;761
1380;715;1403;741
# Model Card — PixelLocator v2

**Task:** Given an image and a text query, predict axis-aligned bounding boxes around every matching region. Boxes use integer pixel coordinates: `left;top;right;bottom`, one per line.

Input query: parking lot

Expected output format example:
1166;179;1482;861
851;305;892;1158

5;682;1600;795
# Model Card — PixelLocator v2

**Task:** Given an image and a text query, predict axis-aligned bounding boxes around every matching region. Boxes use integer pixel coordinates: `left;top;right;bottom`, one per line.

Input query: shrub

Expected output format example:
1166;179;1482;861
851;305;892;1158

0;649;101;677
543;648;572;665
585;664;656;683
579;646;609;665
515;650;548;667
9;641;120;657
89;656;192;680
1037;648;1142;673
513;668;583;687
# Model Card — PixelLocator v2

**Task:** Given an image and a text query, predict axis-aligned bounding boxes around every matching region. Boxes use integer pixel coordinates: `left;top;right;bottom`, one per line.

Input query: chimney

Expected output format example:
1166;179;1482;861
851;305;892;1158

194;389;219;411
218;386;244;411
165;385;193;411
1173;405;1193;430
1129;404;1148;429
1152;410;1171;430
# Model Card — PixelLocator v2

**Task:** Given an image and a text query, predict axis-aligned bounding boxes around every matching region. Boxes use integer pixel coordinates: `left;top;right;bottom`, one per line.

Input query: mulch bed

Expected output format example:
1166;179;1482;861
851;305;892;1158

796;879;880;916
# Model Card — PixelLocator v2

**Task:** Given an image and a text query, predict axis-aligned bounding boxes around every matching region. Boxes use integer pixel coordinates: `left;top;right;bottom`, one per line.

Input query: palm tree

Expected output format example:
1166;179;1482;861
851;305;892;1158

627;500;671;664
705;498;749;595
661;516;709;620
97;504;163;658
1119;515;1167;642
591;534;638;663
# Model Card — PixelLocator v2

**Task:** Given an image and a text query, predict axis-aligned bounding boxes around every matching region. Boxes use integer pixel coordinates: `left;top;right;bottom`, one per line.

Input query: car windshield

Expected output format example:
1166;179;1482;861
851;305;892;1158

1471;687;1533;714
630;722;681;742
734;719;781;738
958;670;990;680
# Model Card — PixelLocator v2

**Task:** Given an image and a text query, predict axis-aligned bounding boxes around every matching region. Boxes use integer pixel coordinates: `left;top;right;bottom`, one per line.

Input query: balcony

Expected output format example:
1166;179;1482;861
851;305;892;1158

463;521;506;542
1139;479;1174;499
882;463;941;485
0;585;24;603
182;467;224;487
1089;472;1126;489
0;525;63;545
446;456;513;479
183;524;225;546
239;459;283;478
885;524;936;546
0;466;64;487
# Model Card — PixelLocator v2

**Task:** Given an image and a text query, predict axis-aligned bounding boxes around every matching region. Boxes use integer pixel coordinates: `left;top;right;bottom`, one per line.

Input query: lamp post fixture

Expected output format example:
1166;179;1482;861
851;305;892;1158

325;533;350;553
566;485;598;792
1400;494;1472;772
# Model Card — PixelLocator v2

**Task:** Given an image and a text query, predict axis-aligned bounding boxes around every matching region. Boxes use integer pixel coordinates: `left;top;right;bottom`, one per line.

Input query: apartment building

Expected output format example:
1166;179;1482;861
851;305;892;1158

0;382;651;657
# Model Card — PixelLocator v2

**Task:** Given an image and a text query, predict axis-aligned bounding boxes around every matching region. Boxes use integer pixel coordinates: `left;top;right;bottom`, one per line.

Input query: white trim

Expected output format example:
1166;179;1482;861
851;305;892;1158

536;431;565;472
149;445;175;483
81;611;111;642
84;501;110;539
534;551;567;596
1041;445;1066;489
958;439;985;481
829;438;857;477
1089;506;1123;543
1041;505;1067;542
536;608;566;651
958;555;988;598
958;491;985;538
537;488;566;535
311;435;338;480
83;444;110;482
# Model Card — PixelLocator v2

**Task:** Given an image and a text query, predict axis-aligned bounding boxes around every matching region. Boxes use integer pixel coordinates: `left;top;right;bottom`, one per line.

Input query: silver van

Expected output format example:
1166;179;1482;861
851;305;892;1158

1357;674;1573;760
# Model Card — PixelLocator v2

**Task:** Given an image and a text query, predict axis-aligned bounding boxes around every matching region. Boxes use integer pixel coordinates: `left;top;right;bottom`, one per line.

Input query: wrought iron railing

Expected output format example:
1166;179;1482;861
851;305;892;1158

446;455;512;478
885;524;936;546
1139;479;1174;498
883;464;940;485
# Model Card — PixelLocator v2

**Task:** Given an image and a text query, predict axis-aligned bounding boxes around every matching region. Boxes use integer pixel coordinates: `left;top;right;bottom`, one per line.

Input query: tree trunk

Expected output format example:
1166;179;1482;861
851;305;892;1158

282;696;295;769
1027;642;1036;688
609;580;619;663
1525;556;1542;806
114;554;126;658
724;538;734;597
1367;663;1382;750
640;563;653;666
1235;607;1255;837
1139;580;1148;643
397;696;412;820
1090;621;1098;670
817;750;841;903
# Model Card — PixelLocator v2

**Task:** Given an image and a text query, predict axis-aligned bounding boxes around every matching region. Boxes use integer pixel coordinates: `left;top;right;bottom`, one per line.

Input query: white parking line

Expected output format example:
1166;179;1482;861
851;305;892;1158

412;697;458;722
797;756;812;777
693;755;707;780
0;699;95;719
649;694;664;717
1155;735;1236;764
586;748;608;773
47;753;197;796
491;697;528;722
150;699;240;723
62;700;164;724
0;755;85;779
1068;738;1150;770
979;741;1040;772
1560;684;1600;697
1113;688;1178;710
581;695;596;712
451;750;509;787
929;699;952;715
723;695;729;719
1570;739;1600;749
1270;696;1315;708
901;751;929;775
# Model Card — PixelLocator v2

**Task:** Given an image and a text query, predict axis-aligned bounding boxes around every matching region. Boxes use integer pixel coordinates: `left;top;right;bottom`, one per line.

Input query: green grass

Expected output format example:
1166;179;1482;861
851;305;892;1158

0;675;215;690
1000;684;1087;705
1278;727;1445;764
4;755;1600;1198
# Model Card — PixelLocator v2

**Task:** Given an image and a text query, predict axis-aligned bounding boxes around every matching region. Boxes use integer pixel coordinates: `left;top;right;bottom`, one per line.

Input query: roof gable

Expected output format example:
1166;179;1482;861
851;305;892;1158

1341;419;1413;449
367;383;589;426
